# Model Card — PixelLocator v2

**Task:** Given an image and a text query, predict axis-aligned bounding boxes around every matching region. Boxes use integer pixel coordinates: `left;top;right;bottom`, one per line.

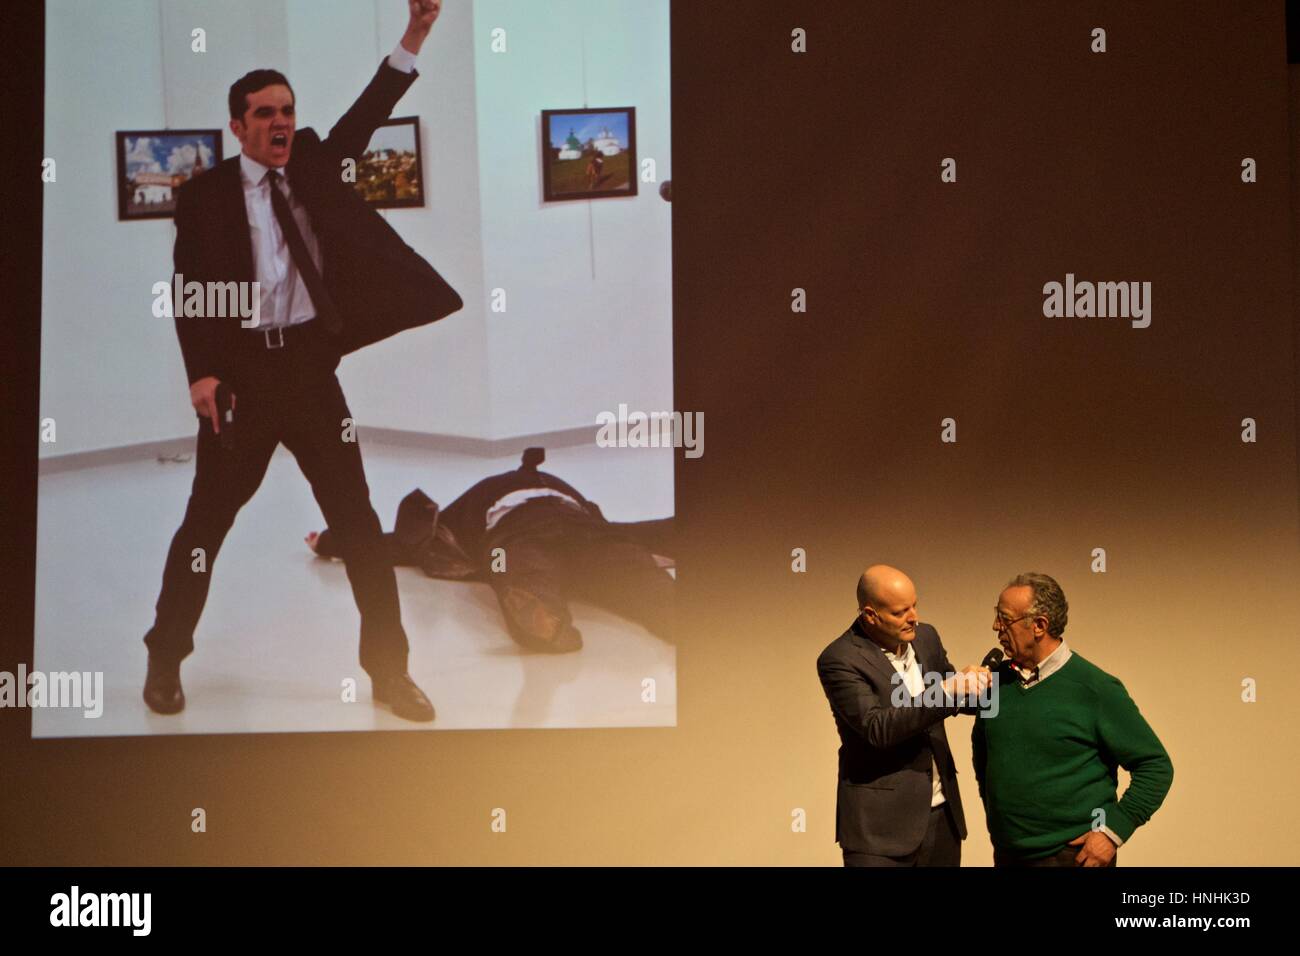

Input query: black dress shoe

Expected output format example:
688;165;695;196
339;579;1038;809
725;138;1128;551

372;673;436;722
143;656;185;715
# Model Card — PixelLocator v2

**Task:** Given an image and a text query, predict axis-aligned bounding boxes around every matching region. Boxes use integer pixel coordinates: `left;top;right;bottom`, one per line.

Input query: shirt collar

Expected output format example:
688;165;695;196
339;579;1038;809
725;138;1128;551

1019;639;1071;686
881;640;916;668
239;151;284;188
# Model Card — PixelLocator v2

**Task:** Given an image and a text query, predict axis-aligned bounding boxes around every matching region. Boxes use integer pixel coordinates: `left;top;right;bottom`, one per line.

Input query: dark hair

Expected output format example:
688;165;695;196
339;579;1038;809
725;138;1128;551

1007;571;1069;638
228;69;295;121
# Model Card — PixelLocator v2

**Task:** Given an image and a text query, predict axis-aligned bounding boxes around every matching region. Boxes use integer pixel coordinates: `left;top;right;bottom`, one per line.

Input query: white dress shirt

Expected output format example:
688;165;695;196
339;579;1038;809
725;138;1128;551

882;641;946;808
1016;638;1072;688
484;488;586;532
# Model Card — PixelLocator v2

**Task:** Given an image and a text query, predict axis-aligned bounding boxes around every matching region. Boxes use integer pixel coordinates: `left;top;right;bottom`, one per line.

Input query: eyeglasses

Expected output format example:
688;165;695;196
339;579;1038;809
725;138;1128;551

993;609;1032;630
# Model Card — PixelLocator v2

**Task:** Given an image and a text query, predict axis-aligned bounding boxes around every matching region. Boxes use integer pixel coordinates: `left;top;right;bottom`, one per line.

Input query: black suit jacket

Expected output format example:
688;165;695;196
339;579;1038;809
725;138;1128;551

816;619;969;856
171;58;463;385
314;448;675;575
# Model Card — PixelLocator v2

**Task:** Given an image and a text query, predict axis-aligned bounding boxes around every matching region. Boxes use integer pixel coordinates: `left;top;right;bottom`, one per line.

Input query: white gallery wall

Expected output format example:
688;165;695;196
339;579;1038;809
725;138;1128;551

40;0;671;456
471;0;673;439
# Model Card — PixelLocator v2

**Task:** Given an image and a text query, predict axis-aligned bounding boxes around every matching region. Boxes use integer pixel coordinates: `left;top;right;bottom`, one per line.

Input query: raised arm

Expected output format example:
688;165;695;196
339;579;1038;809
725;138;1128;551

320;1;443;165
399;0;441;57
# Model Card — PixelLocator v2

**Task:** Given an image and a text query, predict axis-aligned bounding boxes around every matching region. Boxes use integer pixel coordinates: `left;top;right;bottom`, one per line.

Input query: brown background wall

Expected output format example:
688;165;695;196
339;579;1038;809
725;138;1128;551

3;0;1297;865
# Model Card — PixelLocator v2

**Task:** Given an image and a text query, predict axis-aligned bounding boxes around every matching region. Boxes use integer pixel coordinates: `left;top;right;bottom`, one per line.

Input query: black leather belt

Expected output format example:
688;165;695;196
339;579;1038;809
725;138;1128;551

249;318;323;350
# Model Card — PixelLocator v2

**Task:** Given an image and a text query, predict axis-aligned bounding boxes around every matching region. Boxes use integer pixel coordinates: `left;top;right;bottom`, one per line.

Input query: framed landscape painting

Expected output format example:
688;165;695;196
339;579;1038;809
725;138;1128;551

541;107;637;202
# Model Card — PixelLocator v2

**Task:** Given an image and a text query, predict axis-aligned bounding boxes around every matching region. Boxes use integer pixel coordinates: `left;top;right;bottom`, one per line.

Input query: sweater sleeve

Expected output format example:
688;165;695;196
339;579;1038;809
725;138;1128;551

1093;677;1174;842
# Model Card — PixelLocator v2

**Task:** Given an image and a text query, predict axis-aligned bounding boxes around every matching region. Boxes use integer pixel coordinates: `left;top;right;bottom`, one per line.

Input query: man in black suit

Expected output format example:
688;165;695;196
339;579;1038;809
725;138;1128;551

816;565;989;866
141;0;461;722
305;448;675;652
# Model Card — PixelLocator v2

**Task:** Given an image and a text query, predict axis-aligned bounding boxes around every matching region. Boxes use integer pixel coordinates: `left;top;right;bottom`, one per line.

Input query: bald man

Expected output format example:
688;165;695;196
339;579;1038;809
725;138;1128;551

816;565;989;866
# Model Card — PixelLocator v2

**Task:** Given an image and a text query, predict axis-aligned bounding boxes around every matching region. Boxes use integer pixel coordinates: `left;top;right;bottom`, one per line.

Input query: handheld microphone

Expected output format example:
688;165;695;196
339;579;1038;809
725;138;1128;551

981;647;1004;670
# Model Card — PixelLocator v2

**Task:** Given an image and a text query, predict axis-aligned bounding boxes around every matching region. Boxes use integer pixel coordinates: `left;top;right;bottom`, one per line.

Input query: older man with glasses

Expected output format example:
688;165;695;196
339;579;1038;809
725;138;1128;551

973;572;1173;866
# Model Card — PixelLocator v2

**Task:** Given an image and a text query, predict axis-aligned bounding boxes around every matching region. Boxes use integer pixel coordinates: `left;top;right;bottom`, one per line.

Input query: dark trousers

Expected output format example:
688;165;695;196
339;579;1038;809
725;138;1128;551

143;320;408;678
483;499;674;643
994;844;1118;867
842;802;962;867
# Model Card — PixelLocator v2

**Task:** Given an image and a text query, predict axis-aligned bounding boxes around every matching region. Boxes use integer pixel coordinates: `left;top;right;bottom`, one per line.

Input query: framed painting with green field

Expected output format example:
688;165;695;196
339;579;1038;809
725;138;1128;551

541;107;637;202
352;116;425;209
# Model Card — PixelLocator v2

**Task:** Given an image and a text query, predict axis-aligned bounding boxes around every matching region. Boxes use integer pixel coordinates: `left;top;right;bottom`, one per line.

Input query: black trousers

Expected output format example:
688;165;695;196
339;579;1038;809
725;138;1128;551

483;498;674;643
142;320;408;678
842;802;962;867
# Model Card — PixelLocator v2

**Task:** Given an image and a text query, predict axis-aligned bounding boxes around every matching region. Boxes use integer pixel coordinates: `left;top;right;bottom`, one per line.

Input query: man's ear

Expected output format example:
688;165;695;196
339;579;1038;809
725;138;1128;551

229;117;244;142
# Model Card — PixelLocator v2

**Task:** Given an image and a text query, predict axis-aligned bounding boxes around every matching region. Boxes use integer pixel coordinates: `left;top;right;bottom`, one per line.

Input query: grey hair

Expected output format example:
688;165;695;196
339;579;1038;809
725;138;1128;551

1007;572;1068;638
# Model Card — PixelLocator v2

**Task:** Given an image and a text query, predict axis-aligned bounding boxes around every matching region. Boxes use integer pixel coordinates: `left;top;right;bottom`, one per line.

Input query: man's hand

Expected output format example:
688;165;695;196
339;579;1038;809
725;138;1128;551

941;666;991;700
1069;830;1117;867
401;0;442;55
189;376;233;434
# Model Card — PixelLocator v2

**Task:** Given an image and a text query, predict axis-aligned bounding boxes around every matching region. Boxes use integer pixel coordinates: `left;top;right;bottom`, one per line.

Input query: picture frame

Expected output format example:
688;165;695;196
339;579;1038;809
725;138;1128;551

352;115;425;208
116;129;222;221
541;106;637;202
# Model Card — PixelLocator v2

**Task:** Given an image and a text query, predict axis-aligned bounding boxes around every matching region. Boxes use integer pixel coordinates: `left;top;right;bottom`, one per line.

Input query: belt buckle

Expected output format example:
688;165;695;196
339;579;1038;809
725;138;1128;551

264;326;285;349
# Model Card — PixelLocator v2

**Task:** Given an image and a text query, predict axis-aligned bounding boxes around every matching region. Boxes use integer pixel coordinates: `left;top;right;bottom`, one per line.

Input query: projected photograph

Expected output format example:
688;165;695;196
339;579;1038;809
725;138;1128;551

352;115;425;208
542;107;637;201
36;0;674;739
115;129;222;220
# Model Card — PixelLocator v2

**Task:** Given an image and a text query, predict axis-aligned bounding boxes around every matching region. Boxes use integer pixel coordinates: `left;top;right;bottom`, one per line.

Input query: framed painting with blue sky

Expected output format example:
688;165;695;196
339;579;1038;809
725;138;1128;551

115;129;222;220
541;106;637;202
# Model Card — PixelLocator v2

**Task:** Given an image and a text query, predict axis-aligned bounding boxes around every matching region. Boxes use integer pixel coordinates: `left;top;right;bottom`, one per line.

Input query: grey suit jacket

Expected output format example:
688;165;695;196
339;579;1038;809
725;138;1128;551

816;619;969;856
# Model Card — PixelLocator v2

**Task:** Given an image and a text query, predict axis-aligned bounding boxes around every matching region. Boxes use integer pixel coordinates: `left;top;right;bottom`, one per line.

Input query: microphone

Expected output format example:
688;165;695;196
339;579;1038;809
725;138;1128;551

956;647;1004;703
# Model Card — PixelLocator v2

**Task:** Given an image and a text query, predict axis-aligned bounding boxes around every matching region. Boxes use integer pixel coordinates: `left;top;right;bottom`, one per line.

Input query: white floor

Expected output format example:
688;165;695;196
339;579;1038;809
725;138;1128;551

32;441;676;737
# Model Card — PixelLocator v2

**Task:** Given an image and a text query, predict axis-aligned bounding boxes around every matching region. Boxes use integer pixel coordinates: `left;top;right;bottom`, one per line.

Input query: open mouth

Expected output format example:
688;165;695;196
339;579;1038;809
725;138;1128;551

270;133;288;148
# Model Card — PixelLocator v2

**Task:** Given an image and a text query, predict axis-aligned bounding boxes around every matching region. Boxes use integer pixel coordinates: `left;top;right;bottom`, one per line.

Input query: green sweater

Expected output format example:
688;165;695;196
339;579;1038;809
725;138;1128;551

972;652;1173;858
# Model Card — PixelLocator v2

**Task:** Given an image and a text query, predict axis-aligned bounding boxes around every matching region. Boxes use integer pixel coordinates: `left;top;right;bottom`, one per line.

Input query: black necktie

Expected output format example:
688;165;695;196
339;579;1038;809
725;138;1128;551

265;169;342;335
